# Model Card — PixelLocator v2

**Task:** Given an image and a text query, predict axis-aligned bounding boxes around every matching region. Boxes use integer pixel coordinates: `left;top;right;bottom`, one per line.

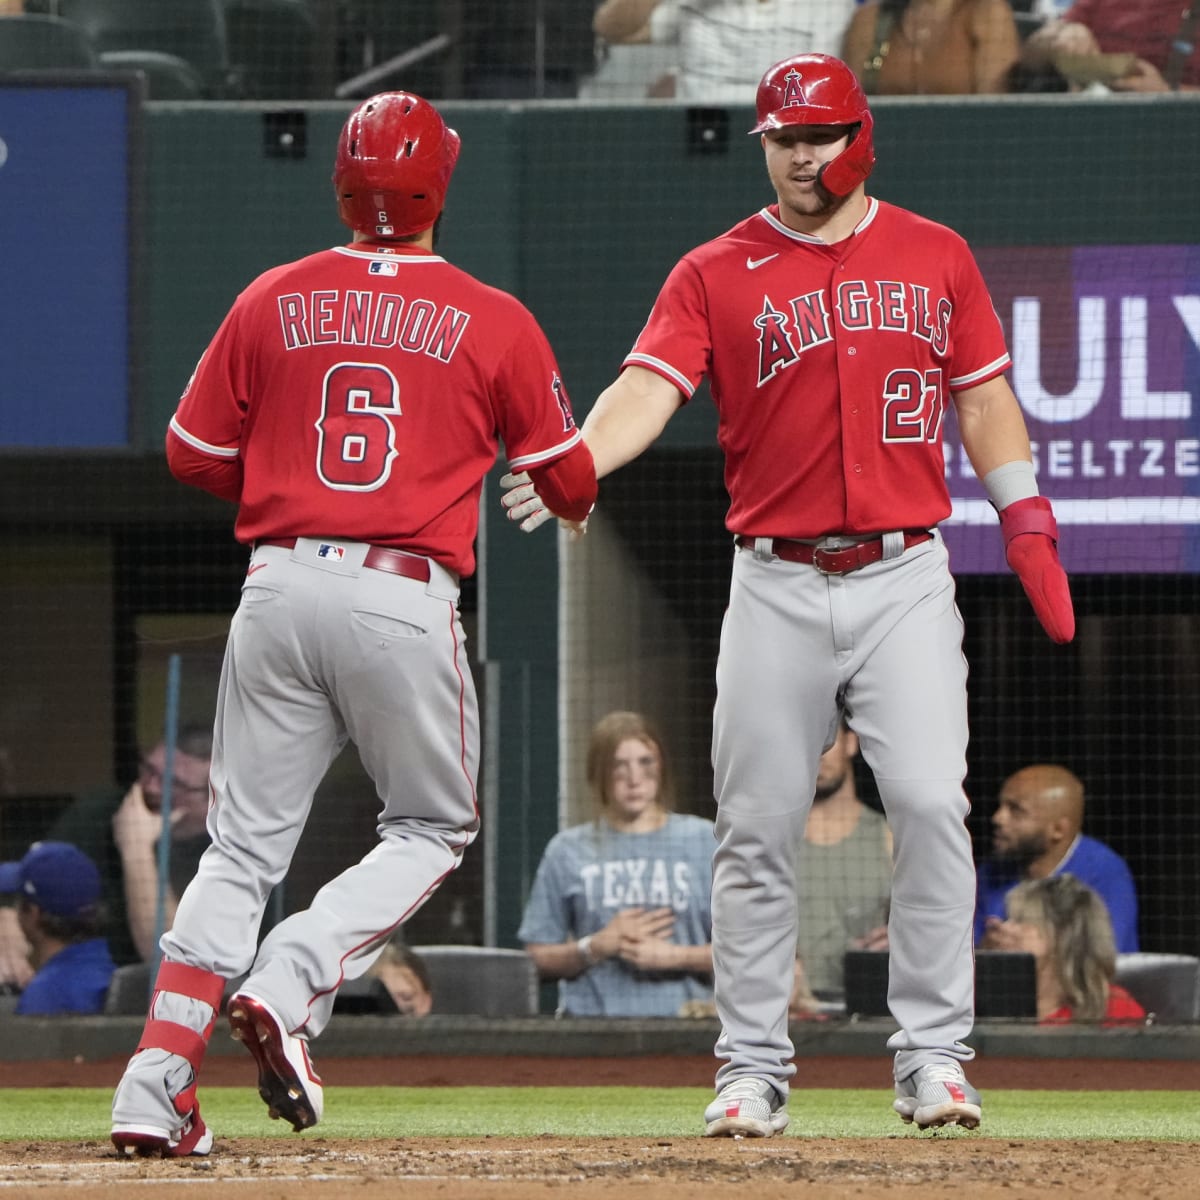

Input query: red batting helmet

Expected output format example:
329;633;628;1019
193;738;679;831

333;92;461;239
749;54;875;198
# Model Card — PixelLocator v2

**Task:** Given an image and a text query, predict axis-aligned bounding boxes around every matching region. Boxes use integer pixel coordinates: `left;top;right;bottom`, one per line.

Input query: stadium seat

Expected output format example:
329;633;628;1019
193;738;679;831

414;945;539;1017
223;0;318;99
103;962;152;1015
99;50;206;99
0;14;98;71
55;0;234;96
1114;953;1200;1022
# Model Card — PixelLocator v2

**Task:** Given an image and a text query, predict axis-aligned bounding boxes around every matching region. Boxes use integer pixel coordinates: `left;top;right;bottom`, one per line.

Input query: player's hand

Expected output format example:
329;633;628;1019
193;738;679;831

500;472;590;540
499;472;554;533
999;497;1075;644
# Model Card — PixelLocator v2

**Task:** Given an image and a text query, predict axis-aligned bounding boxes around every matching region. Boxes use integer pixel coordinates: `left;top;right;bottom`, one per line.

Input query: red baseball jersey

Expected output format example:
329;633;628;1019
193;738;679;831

624;198;1011;537
168;243;583;576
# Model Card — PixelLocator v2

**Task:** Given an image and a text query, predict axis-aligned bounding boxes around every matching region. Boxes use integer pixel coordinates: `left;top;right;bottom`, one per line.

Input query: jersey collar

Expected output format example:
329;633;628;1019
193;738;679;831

758;196;879;244
334;244;447;264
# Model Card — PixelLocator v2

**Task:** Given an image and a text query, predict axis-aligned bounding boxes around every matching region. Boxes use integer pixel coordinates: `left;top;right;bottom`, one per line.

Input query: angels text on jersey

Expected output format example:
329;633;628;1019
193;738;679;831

754;278;952;389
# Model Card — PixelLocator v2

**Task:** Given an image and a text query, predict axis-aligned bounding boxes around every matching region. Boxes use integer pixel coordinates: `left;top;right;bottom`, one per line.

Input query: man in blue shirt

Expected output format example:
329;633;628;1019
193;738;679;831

0;841;116;1015
975;765;1139;953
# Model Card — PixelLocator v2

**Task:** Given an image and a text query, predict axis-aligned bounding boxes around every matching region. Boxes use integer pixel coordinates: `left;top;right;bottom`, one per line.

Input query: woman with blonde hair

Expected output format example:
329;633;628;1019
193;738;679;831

999;874;1145;1024
518;711;715;1016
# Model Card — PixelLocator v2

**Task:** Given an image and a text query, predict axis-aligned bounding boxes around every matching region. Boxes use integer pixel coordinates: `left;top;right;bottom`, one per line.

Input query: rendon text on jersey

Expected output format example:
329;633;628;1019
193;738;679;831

276;290;470;361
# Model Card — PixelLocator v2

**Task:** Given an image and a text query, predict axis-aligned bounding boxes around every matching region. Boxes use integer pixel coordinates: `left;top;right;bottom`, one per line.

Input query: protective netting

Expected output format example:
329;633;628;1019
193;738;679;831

1;0;1198;1023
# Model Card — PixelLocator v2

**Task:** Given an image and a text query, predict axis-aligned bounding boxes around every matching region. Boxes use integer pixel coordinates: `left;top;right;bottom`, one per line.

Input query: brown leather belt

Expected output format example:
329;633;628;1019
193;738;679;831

735;531;932;576
257;538;431;583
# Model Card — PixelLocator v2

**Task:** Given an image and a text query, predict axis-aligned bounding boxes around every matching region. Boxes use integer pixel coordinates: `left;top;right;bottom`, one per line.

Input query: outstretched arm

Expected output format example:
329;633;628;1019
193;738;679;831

502;367;683;531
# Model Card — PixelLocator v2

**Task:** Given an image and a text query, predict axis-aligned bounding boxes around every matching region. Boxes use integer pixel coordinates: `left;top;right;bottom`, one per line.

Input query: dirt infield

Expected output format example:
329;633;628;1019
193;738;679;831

3;1135;1200;1199
2;1056;1198;1198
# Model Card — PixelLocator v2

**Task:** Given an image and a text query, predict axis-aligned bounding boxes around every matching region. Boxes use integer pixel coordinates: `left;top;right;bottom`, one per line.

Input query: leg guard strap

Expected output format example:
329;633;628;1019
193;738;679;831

154;960;226;1010
136;1019;209;1068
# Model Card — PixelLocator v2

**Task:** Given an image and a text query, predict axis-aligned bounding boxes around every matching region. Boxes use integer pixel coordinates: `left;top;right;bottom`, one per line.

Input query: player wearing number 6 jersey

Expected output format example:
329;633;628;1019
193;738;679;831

111;92;595;1157
503;53;1073;1137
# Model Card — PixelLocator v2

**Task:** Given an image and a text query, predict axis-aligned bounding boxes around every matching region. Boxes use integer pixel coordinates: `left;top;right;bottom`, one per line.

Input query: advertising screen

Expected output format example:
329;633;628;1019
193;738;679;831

0;78;139;449
944;245;1200;573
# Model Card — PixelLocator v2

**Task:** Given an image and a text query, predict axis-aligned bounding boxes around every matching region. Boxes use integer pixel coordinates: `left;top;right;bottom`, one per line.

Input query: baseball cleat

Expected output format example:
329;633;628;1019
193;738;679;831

893;1062;982;1130
228;992;324;1131
703;1077;790;1137
111;1050;213;1157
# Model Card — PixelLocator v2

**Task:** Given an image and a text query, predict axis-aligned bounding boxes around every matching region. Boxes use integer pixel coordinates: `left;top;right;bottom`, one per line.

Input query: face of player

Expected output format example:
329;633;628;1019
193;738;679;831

762;124;854;227
990;779;1051;866
138;743;211;838
813;728;854;802
605;737;663;829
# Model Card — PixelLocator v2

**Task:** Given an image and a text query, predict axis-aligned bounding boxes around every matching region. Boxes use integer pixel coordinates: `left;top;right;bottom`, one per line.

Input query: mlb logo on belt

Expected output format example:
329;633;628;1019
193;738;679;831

318;544;346;561
369;260;398;276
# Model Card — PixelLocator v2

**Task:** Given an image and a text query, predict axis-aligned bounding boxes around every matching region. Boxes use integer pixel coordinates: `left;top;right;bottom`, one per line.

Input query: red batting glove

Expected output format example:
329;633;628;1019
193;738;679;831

998;497;1075;644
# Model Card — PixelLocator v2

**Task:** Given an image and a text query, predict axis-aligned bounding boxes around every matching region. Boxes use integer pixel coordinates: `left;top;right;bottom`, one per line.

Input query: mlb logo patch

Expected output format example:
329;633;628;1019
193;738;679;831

375;224;394;236
369;260;398;276
317;543;346;562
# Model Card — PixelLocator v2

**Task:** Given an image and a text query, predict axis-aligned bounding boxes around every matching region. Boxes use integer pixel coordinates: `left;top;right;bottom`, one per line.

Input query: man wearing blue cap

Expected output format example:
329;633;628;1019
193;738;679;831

0;841;116;1016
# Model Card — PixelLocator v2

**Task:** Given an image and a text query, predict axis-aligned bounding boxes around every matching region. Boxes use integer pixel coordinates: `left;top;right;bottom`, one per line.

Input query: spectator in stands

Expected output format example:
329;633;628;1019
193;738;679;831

592;0;858;100
369;939;433;1016
1020;0;1200;92
841;0;1019;94
0;841;116;1015
518;711;715;1016
989;874;1145;1025
976;764;1139;953
795;720;892;1001
46;724;214;965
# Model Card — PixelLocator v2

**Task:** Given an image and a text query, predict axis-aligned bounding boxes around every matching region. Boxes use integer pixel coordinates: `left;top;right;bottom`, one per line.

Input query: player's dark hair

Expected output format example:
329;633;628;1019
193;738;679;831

23;897;107;943
585;711;676;817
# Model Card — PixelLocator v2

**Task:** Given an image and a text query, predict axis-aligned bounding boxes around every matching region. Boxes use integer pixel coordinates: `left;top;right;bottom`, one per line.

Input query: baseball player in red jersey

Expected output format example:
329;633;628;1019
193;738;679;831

504;54;1073;1136
110;92;596;1157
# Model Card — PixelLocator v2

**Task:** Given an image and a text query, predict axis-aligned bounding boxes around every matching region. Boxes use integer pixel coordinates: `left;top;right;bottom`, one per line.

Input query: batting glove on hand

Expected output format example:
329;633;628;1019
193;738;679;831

500;471;554;532
999;496;1075;644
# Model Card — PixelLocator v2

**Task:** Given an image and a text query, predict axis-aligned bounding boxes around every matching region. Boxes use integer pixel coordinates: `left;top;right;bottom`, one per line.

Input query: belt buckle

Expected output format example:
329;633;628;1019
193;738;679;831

812;545;843;576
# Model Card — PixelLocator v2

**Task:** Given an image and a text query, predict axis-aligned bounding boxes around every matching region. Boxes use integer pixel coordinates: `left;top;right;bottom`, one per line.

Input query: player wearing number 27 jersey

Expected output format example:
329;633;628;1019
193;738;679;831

112;92;595;1159
630;198;1009;536
504;53;1075;1141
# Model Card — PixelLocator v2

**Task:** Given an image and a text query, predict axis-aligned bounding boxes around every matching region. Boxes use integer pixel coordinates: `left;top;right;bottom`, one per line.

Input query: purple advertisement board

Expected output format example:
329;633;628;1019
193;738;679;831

943;246;1200;574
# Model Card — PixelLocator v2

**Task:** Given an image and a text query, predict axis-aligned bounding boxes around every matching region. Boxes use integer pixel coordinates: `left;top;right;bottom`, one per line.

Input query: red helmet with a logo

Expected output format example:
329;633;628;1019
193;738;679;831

749;54;875;197
333;91;461;239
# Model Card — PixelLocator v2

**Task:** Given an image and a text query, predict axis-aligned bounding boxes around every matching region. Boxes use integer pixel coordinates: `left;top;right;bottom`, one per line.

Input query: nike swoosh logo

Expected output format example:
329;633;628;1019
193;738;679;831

746;254;779;270
247;563;268;576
